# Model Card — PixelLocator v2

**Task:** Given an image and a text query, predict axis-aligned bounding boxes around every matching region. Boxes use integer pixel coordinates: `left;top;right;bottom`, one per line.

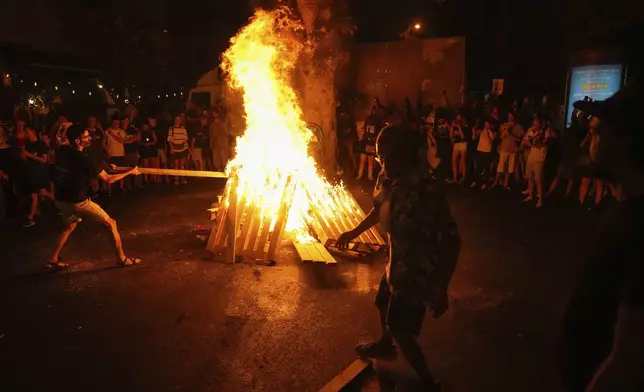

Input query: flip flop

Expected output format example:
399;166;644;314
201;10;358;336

117;256;142;267
46;261;69;269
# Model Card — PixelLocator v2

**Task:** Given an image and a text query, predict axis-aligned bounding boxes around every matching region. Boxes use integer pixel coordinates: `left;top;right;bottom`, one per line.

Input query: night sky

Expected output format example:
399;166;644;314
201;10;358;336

164;0;567;95
2;0;640;98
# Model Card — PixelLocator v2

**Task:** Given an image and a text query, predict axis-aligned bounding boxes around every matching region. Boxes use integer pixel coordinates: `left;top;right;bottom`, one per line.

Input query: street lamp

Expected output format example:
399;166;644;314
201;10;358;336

402;22;423;39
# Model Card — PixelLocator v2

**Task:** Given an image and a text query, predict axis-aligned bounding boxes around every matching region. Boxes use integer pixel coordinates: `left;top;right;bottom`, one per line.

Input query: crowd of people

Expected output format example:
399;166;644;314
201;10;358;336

337;93;609;210
0;104;232;227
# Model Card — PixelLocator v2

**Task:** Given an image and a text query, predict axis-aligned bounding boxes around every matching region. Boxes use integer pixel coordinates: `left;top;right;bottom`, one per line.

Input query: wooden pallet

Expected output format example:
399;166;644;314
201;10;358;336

207;177;295;263
207;177;387;264
304;188;387;250
293;242;337;264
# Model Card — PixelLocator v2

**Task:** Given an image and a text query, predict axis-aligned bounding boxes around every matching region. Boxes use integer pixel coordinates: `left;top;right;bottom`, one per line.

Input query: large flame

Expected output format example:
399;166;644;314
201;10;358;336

221;8;358;245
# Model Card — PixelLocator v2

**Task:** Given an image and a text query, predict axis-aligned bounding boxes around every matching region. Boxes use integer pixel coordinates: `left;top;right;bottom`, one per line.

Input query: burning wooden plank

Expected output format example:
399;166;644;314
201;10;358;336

114;166;227;179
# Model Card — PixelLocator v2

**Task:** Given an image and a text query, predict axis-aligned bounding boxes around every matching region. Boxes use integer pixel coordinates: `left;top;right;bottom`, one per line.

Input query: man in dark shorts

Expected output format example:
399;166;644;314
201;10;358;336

337;124;461;391
18;124;53;227
559;83;644;392
48;125;141;269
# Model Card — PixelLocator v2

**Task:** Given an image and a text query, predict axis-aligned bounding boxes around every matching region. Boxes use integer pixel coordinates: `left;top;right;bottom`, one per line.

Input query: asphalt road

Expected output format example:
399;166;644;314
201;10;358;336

0;179;600;392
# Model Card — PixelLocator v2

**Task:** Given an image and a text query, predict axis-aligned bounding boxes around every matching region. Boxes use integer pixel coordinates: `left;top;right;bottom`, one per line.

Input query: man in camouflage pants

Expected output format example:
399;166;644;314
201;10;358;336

337;124;461;391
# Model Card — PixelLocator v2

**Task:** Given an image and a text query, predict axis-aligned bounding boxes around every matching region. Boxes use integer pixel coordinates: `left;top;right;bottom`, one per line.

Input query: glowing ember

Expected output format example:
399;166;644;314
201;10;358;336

221;8;360;245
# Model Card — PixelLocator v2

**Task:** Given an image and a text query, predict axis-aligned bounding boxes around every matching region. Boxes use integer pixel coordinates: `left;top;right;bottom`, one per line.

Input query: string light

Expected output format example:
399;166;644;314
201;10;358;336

72;90;76;94
138;95;141;100
89;91;92;96
54;86;58;91
68;81;71;85
124;99;129;104
165;94;168;98
34;81;38;87
5;74;9;78
20;80;23;83
157;94;160;98
98;84;103;89
28;98;35;105
116;94;119;99
173;93;176;97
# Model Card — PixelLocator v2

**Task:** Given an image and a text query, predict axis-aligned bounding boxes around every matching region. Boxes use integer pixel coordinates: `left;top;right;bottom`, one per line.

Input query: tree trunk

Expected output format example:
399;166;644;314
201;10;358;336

296;0;339;176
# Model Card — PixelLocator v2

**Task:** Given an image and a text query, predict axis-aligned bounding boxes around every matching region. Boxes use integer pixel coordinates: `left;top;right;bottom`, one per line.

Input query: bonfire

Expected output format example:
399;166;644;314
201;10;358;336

209;8;384;263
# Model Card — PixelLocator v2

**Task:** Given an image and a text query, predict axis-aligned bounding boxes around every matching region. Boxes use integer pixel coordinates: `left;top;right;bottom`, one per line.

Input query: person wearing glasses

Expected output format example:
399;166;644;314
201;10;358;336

47;125;141;269
336;124;460;392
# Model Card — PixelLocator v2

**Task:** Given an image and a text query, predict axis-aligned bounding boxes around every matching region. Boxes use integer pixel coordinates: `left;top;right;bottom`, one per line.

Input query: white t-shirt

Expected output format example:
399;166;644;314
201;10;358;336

525;127;552;163
476;128;496;153
105;128;126;157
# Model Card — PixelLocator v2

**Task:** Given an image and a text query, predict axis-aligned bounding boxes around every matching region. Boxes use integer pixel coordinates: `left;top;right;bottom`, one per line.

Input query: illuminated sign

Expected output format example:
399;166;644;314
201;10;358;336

566;64;623;127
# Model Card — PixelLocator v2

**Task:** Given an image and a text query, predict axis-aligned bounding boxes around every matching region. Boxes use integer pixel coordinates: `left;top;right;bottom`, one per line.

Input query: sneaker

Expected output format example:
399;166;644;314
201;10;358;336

503;186;512;191
355;340;396;359
22;219;36;228
480;184;487;190
470;182;477;188
536;199;543;208
521;189;530;195
522;196;533;203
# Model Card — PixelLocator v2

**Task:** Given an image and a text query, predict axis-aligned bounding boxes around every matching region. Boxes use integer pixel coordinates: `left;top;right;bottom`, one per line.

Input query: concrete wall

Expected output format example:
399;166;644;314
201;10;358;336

348;37;466;114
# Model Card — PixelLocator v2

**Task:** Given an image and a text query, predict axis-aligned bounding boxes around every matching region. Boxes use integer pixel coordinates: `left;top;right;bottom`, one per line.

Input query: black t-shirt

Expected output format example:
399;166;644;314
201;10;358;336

154;126;166;149
194;125;210;149
124;126;138;154
559;195;644;390
364;115;382;147
52;146;100;203
436;123;451;143
24;140;49;177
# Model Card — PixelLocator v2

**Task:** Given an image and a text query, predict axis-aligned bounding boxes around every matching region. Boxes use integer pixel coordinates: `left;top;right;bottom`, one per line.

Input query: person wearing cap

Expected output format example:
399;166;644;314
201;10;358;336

559;83;644;392
47;124;141;269
336;124;460;391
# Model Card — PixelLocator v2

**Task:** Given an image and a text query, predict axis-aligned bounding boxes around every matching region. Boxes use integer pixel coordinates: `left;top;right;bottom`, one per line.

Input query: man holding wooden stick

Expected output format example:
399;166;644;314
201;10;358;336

47;125;142;269
337;124;461;391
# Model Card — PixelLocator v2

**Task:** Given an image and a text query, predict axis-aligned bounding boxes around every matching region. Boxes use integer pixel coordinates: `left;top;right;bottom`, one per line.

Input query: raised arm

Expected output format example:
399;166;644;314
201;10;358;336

107;130;127;144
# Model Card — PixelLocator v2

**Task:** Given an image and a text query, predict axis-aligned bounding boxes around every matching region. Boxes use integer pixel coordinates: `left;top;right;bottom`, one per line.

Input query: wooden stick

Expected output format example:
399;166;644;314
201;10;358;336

114;166;228;179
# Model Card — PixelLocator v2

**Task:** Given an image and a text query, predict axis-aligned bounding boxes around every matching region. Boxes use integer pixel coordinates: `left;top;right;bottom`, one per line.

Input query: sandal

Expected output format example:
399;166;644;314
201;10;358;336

46;261;69;269
118;256;142;267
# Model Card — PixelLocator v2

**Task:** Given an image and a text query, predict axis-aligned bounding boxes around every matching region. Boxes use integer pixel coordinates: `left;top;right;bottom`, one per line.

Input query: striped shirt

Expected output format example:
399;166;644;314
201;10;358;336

168;126;189;152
